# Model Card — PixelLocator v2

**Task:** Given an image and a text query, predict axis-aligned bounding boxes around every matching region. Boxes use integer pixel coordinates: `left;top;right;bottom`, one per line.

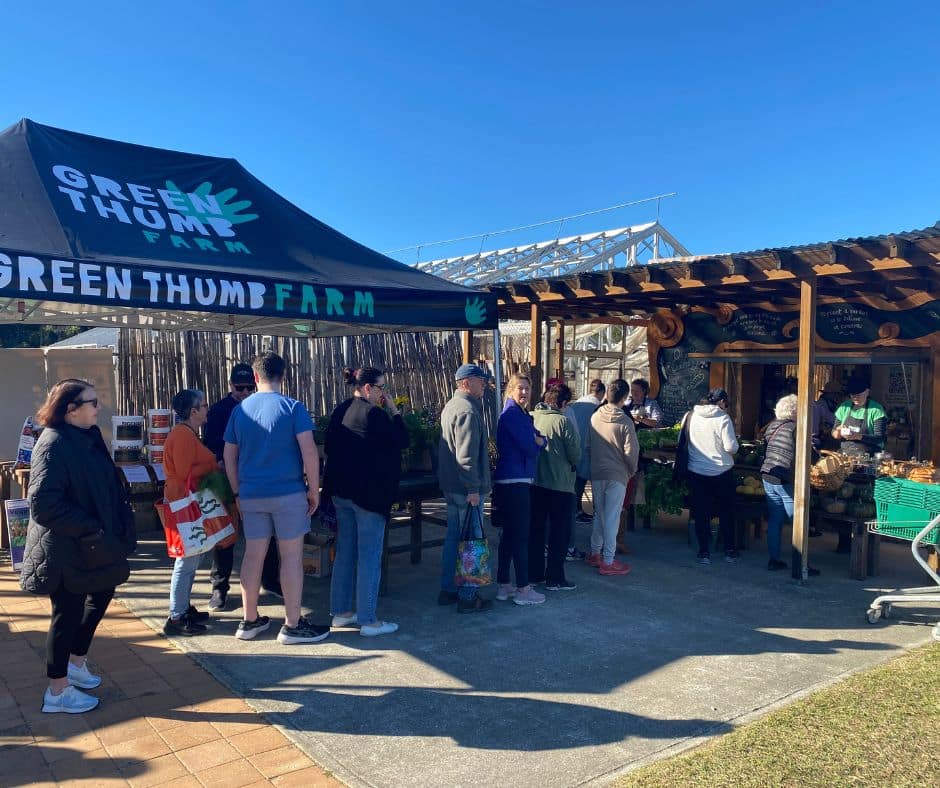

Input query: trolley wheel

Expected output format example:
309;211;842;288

881;603;892;619
932;624;940;642
866;607;882;624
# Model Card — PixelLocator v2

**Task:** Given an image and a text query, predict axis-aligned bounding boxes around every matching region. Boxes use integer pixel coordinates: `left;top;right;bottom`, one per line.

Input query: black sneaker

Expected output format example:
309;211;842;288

208;590;226;611
235;615;271;641
575;512;593;524
724;550;740;564
164;616;207;637
186;605;210;622
807;565;821;577
565;547;586;562
277;615;331;644
457;597;493;614
437;590;459;606
767;559;788;571
262;583;284;600
545;580;577;591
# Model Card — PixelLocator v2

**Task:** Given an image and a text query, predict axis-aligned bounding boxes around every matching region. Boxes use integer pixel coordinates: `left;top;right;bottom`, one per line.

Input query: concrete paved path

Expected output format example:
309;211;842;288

0;569;340;787
116;512;937;787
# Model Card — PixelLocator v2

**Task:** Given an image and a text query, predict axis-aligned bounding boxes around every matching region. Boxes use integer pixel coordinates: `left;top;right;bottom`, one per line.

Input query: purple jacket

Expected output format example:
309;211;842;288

494;399;544;482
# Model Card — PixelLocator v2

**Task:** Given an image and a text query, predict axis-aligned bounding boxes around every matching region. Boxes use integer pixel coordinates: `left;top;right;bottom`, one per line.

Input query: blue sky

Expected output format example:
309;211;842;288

3;1;939;264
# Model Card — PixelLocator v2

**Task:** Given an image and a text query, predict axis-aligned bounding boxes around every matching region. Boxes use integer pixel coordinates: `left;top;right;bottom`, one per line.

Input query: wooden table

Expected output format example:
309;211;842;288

380;473;444;594
811;511;880;580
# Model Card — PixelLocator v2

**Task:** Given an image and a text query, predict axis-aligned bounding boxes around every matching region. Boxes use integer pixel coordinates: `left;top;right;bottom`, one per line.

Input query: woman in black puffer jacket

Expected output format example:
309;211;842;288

20;379;136;714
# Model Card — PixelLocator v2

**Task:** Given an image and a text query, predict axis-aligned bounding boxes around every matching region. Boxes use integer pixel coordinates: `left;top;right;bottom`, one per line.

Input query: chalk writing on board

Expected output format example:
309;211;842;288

657;344;709;426
731;311;786;341
822;304;867;337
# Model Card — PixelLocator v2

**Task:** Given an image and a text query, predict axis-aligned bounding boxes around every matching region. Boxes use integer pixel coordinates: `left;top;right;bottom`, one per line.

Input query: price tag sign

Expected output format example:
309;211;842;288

120;465;151;484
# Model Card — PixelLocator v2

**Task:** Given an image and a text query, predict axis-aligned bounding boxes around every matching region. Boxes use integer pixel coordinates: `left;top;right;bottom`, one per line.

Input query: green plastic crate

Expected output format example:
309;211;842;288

874;476;940;511
872;500;940;544
873;476;902;504
897;478;940;511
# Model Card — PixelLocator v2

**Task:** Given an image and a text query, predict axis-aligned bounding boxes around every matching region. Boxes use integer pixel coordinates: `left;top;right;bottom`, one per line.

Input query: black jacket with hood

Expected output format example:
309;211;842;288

20;424;137;595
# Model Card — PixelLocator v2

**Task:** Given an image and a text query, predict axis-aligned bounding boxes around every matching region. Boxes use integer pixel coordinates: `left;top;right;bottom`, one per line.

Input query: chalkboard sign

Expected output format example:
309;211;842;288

656;337;710;426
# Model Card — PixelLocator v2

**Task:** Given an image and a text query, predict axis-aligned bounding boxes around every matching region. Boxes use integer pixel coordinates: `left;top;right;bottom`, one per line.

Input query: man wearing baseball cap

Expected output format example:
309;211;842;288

437;363;493;613
812;379;843;452
204;362;280;611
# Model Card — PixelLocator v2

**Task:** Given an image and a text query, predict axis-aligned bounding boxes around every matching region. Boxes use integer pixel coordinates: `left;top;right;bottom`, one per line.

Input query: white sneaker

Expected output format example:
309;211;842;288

67;660;101;689
495;584;516;601
513;586;546;606
360;621;399;637
331;613;358;628
42;685;99;714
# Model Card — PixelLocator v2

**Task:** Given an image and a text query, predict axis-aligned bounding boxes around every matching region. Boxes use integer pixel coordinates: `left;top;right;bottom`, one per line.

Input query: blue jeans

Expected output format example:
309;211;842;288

440;491;482;600
169;552;205;619
762;479;793;562
329;496;387;626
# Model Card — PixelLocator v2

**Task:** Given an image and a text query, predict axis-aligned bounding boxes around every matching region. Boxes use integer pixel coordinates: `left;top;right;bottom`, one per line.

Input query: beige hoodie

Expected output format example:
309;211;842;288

589;404;639;483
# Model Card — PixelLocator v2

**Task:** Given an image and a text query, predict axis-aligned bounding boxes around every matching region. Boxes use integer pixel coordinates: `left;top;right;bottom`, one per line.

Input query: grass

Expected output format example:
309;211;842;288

621;643;940;787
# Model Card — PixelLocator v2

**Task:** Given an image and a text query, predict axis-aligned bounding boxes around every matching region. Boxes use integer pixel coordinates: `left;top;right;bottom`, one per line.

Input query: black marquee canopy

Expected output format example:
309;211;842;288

0;119;496;337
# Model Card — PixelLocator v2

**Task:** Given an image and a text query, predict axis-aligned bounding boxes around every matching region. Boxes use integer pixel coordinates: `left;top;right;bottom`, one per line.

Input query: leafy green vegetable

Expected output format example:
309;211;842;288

197;470;235;504
637;463;688;520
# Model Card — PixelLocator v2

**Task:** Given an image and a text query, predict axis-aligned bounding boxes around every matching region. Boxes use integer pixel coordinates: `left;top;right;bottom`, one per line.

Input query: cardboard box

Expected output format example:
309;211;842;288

303;543;332;578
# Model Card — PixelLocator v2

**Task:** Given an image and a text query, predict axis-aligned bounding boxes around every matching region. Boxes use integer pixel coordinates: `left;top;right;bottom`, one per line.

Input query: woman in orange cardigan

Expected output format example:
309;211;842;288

163;389;219;636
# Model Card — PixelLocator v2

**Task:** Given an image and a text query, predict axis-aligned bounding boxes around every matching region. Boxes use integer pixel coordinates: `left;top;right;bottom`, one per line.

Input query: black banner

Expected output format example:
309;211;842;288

0;247;494;330
0;120;497;331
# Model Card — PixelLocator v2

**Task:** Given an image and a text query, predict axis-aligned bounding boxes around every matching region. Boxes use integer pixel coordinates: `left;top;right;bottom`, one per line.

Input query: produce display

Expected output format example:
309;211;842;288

636;425;682;452
636;463;687;520
814;480;877;519
877;459;939;483
735;441;765;467
735;475;764;496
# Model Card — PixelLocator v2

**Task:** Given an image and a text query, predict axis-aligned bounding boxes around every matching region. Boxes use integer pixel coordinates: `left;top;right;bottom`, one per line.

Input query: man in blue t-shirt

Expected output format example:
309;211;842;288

223;351;329;645
204;362;281;611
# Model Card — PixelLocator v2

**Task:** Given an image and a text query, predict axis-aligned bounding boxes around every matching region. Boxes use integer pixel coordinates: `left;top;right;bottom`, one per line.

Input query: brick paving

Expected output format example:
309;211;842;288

0;571;342;787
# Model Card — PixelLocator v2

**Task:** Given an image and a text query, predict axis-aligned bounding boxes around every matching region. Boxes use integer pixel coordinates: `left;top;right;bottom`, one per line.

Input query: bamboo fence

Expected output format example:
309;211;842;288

117;329;463;420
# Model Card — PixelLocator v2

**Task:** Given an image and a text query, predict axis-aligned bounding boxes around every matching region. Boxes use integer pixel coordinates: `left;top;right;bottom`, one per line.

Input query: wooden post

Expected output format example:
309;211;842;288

530;304;543;397
555;320;566;381
792;275;817;581
461;331;473;365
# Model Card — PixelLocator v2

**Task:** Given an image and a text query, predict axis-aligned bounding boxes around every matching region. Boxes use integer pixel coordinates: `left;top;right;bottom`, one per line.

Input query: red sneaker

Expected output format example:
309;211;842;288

599;559;631;576
586;552;602;567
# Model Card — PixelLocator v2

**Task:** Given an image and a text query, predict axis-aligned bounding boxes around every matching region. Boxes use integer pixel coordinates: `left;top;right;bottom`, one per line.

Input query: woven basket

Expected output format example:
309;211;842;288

810;451;851;492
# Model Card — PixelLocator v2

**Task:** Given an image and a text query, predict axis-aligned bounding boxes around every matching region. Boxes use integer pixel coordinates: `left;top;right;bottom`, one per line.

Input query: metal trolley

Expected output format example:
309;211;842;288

865;513;940;641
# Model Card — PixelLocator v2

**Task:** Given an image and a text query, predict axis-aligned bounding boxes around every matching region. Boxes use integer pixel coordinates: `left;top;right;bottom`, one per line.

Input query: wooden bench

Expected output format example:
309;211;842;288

380;474;445;595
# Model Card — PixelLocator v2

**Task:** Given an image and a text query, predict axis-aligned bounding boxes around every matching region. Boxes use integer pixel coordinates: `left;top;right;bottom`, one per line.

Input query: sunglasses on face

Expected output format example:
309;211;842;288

234;385;256;392
73;398;99;408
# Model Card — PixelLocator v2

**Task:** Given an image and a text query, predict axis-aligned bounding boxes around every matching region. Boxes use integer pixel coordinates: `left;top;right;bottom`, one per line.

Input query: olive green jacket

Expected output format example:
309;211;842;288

532;403;581;492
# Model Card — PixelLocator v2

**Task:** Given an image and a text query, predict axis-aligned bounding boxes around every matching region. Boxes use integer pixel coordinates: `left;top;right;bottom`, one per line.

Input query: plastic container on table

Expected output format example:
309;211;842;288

112;416;145;442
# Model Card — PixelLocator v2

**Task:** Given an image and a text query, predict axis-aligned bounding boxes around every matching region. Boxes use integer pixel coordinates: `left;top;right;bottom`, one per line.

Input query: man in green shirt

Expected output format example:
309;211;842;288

831;375;886;454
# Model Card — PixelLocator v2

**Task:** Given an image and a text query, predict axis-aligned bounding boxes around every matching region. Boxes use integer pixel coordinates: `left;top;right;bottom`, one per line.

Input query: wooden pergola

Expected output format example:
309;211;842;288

468;224;940;581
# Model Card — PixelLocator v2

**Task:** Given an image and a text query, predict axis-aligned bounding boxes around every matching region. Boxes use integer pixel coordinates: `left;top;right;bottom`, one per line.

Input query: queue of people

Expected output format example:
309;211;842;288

19;352;884;713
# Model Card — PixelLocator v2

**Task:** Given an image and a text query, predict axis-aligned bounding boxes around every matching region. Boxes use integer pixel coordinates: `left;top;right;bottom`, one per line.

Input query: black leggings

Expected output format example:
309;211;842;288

47;583;114;679
687;469;736;556
495;483;531;588
530;487;574;584
574;476;589;513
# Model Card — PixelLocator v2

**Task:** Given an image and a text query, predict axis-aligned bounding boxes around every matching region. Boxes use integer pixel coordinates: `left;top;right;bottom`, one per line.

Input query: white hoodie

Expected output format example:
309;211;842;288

687;404;739;476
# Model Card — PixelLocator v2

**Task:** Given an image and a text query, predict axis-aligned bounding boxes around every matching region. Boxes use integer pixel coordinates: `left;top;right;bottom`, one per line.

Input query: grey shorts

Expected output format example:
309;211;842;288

239;492;311;541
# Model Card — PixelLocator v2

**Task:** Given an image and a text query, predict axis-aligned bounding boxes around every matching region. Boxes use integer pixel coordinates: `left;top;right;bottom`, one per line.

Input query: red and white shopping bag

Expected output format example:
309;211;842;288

156;479;236;558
